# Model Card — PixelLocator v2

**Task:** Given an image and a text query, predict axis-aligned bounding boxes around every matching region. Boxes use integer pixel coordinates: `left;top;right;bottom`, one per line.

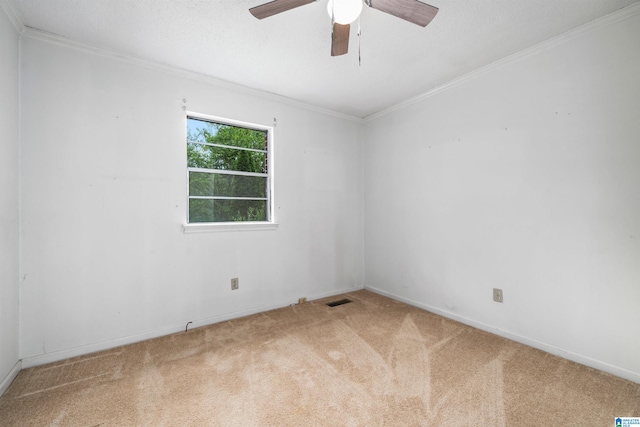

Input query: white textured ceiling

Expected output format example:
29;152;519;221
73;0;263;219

5;0;639;117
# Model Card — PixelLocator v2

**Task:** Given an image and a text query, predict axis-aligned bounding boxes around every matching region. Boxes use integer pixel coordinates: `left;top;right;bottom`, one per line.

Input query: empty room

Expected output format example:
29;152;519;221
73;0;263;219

1;0;639;425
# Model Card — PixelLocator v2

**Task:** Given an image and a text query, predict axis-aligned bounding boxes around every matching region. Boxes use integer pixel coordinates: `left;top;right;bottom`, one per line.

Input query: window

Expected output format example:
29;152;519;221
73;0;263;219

186;114;272;224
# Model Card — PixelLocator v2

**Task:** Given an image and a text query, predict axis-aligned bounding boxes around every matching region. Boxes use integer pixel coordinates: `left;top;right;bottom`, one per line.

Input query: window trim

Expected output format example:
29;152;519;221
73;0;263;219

183;221;278;233
182;112;277;233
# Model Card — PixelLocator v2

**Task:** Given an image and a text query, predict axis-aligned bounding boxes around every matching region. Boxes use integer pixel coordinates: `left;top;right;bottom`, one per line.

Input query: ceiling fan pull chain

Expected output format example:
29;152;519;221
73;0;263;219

358;17;362;66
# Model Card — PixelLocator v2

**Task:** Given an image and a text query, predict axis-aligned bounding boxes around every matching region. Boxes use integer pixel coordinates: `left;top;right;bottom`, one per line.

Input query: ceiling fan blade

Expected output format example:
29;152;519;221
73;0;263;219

366;0;438;27
250;0;315;19
331;23;350;56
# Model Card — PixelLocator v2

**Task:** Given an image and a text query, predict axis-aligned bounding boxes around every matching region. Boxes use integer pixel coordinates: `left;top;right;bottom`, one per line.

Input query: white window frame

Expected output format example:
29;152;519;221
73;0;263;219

182;112;277;233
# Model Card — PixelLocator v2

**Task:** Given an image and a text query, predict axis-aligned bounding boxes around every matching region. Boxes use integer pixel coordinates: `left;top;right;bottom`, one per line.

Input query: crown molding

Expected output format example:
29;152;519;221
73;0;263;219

0;0;25;33
364;1;640;122
20;27;364;124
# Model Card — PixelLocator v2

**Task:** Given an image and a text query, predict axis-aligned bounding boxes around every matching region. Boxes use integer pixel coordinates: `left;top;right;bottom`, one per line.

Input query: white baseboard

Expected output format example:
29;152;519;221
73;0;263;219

365;285;640;384
21;285;363;369
0;360;22;397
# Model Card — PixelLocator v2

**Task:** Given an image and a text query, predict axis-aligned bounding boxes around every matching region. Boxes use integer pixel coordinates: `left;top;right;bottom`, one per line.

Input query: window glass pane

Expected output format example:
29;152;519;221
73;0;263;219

187;142;266;173
187;115;271;224
187;118;267;151
189;199;214;223
189;199;267;223
189;172;267;198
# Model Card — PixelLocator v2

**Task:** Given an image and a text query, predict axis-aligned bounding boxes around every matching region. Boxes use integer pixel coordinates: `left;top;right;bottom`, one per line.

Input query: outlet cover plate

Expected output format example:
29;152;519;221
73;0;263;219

231;278;239;290
493;288;503;303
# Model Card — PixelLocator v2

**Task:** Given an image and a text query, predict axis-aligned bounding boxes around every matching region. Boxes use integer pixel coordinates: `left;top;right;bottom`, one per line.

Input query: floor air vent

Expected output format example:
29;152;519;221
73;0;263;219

326;298;352;307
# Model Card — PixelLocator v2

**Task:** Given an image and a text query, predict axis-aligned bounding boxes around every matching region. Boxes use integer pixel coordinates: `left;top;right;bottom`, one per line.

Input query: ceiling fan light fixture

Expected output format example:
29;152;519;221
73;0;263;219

327;0;363;25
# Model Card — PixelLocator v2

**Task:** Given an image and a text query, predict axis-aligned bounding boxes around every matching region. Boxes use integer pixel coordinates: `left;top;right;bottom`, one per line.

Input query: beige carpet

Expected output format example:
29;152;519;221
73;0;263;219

1;290;638;426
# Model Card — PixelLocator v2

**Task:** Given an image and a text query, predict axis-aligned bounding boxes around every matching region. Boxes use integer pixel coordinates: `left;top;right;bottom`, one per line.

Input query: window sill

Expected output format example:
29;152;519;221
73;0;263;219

182;222;279;234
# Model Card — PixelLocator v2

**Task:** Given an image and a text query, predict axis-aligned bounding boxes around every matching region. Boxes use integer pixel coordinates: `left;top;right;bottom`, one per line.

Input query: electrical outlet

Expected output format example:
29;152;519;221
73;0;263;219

493;288;503;303
231;278;239;290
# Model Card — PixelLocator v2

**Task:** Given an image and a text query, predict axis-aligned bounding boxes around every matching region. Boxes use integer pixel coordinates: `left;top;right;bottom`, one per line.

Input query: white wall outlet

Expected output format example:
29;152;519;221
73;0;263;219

493;288;503;303
231;278;239;290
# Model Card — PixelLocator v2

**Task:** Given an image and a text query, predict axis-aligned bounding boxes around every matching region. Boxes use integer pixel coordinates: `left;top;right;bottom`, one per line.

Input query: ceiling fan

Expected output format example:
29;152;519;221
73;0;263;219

249;0;438;56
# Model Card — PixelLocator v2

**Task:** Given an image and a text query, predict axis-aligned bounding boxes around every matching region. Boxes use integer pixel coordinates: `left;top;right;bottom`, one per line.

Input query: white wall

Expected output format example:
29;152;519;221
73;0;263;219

364;10;640;382
19;35;363;364
0;3;21;393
